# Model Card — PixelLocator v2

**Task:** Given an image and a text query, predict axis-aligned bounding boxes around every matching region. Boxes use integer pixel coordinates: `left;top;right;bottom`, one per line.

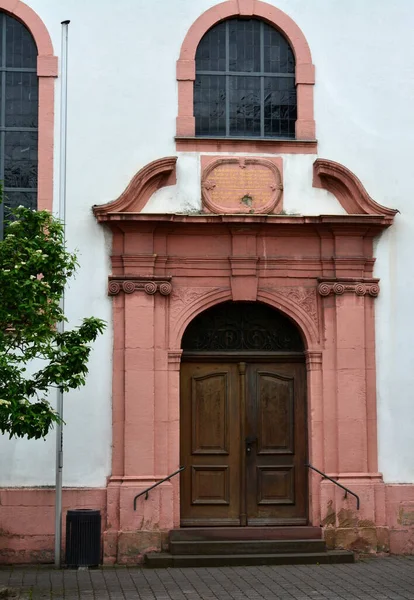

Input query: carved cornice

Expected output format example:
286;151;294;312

93;212;393;227
93;157;177;219
317;278;380;297
108;276;172;296
313;159;398;221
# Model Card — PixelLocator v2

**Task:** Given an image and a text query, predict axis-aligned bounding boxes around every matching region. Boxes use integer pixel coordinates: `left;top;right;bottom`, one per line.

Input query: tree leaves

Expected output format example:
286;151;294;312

0;205;106;439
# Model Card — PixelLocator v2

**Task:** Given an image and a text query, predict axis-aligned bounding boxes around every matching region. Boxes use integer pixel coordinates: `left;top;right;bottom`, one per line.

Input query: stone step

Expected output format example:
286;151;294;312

170;539;326;555
169;526;322;542
145;550;355;568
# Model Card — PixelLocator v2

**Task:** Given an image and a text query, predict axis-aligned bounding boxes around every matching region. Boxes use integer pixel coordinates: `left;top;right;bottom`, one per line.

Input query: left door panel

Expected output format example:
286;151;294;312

180;362;241;526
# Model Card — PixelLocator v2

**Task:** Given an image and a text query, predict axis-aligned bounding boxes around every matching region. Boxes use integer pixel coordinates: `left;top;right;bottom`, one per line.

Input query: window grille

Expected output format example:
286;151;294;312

195;18;296;139
0;12;38;233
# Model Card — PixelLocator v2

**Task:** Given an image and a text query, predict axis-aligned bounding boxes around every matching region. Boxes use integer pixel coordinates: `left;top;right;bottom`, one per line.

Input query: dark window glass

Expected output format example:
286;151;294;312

264;76;296;138
0;12;38;232
4;131;38;188
4;190;36;212
263;26;295;74
194;75;226;136
229;76;261;136
195;18;296;138
6;71;38;127
228;19;260;72
6;15;37;68
195;20;226;72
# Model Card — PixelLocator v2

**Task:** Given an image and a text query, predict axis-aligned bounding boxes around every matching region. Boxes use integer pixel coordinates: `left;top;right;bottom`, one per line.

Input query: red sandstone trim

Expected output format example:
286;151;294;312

176;138;317;153
258;289;319;348
317;279;380;298
95;212;394;227
176;0;316;146
93;157;177;216
171;288;232;351
108;277;172;296
0;1;57;213
313;159;399;219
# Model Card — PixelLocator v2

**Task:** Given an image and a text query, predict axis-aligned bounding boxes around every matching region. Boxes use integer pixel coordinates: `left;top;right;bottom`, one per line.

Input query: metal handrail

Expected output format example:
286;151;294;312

305;463;360;510
133;466;185;510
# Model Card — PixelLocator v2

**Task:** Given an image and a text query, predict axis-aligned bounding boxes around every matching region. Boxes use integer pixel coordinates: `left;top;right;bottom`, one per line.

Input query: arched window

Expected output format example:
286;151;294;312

194;18;296;139
0;11;38;229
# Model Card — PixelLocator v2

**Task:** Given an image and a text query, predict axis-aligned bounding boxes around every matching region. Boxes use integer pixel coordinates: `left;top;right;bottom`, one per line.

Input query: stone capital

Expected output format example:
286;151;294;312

317;279;379;298
108;277;172;296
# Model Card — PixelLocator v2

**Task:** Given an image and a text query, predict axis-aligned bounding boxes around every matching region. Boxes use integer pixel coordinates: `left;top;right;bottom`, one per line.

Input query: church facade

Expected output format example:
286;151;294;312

1;0;413;564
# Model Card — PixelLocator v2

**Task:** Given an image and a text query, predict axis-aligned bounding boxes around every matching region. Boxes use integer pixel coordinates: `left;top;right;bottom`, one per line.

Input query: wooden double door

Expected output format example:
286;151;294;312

180;358;308;527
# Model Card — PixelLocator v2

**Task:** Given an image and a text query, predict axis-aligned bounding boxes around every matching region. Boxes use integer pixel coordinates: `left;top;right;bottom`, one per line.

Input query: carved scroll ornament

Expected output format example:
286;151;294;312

108;277;172;296
93;156;177;218
313;159;398;220
318;281;380;297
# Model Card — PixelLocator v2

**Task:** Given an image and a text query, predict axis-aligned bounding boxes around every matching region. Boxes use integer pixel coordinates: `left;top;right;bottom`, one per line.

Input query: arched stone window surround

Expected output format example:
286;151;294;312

176;0;316;153
0;0;57;212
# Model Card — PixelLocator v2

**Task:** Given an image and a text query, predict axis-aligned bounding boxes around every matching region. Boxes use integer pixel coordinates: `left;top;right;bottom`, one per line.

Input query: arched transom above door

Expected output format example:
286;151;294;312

182;301;304;352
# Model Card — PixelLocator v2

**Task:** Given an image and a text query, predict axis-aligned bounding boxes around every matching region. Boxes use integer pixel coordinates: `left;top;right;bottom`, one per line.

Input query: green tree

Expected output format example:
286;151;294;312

0;203;106;439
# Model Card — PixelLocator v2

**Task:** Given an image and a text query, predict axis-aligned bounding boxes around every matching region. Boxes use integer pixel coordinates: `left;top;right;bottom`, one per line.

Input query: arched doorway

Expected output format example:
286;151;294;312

180;301;308;527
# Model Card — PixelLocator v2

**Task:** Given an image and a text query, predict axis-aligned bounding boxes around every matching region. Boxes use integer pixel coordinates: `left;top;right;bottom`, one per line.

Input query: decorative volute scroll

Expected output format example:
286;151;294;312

201;156;283;214
93;157;177;218
313;159;398;221
108;277;172;296
317;279;380;298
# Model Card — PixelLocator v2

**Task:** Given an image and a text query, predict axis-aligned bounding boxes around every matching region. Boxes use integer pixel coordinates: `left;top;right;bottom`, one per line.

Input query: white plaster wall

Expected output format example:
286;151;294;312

1;0;413;485
145;154;345;215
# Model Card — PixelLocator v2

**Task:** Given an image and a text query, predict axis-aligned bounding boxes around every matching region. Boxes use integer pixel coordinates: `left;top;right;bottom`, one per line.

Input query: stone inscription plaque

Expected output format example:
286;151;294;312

201;157;283;214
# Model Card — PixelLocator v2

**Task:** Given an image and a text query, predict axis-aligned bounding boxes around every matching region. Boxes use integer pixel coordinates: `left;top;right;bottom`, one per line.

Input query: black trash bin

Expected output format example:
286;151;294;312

65;509;101;568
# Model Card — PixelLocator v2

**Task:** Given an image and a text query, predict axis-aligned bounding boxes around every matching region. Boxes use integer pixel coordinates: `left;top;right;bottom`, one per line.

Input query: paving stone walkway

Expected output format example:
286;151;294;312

1;557;414;600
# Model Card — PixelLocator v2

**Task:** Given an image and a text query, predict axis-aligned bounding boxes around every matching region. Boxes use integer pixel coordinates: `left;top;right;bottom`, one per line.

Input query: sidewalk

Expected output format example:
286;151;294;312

1;556;414;600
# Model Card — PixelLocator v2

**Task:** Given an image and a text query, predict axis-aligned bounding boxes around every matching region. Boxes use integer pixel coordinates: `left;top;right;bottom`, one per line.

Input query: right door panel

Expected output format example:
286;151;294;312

246;362;307;525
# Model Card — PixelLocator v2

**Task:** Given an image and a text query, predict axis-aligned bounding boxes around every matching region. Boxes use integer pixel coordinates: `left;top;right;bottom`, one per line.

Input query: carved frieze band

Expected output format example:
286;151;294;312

317;281;380;297
108;278;172;296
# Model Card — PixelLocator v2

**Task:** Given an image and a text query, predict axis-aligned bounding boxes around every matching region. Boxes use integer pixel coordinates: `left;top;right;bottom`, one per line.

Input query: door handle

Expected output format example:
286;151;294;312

245;436;257;455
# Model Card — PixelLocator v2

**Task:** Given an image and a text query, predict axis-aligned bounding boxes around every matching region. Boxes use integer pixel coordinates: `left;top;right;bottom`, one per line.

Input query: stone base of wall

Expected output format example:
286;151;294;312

324;526;390;553
386;485;414;554
0;488;106;564
103;530;169;565
2;484;414;564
